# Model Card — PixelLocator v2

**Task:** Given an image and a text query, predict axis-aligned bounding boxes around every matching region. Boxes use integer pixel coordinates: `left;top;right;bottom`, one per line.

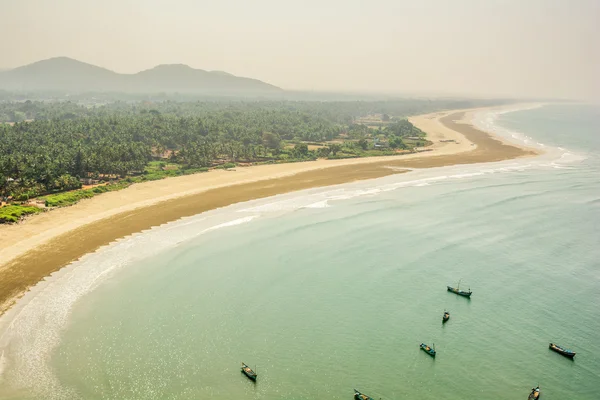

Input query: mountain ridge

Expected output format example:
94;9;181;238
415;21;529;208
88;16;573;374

0;57;282;95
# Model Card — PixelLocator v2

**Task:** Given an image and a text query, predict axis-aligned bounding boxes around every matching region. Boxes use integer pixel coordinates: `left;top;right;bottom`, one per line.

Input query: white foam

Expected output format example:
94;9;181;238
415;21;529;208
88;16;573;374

232;106;586;217
304;200;330;209
0;212;259;398
472;104;587;170
0;103;588;397
449;172;485;179
202;216;257;233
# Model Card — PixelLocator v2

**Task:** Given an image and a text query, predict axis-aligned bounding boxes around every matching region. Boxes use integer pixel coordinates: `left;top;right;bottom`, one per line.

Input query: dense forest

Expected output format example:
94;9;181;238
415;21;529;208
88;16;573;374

0;98;502;221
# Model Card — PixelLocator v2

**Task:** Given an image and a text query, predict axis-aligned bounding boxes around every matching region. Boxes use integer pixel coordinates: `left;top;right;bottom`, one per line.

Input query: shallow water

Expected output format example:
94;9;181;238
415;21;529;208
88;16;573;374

1;104;599;399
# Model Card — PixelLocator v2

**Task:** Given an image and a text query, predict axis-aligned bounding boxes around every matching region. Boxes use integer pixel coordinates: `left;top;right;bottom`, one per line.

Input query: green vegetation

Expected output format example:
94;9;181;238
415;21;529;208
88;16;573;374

139;161;209;180
0;98;499;221
41;181;130;207
0;100;89;123
37;164;212;209
0;101;437;199
42;190;95;207
216;162;237;169
0;204;43;223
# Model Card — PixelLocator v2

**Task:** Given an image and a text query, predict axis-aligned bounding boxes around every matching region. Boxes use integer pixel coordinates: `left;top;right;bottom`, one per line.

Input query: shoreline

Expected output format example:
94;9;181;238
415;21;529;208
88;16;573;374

0;105;540;316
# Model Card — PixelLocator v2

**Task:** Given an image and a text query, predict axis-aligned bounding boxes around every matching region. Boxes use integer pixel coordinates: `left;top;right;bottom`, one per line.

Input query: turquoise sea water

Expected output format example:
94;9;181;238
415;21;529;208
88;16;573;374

1;104;599;399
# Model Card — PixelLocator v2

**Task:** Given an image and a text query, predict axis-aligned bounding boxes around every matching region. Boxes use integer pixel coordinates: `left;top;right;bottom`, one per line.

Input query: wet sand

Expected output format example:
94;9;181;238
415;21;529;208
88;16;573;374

0;108;538;315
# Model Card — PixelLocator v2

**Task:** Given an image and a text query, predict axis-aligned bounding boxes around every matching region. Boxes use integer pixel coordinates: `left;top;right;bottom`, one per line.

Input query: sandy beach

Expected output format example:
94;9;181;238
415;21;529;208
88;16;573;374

0;106;539;315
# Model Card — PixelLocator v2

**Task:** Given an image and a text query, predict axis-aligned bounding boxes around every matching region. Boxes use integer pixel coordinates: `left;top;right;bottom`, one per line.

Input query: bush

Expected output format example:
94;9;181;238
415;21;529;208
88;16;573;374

42;182;131;207
327;154;360;160
43;190;95;207
13;190;37;202
317;147;331;158
0;205;43;224
182;167;209;175
11;185;44;201
216;162;236;169
51;174;82;191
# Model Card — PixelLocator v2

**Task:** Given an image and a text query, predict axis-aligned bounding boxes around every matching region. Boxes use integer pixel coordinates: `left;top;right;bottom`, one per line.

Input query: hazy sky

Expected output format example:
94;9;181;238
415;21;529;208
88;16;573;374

2;0;599;100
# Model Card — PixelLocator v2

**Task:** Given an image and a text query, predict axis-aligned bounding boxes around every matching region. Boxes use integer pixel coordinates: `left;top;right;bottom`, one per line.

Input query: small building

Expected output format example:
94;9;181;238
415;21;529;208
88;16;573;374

80;178;100;186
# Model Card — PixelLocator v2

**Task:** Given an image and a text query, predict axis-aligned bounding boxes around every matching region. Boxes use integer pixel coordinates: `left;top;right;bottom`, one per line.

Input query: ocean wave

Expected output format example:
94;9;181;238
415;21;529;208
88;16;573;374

5;159;552;396
202;216;258;233
236;157;577;217
472;191;551;209
449;172;486;179
304;200;331;209
237;179;444;214
472;105;589;175
0;212;259;398
0;103;588;397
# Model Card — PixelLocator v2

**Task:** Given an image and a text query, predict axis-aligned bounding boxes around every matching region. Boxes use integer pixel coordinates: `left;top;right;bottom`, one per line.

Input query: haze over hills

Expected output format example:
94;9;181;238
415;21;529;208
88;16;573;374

0;57;282;95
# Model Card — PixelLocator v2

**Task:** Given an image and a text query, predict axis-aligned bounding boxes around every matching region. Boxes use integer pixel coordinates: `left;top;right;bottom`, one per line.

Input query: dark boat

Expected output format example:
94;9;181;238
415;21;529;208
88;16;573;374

528;386;540;399
241;362;257;381
443;311;450;323
420;343;436;357
549;342;576;358
354;389;374;400
447;280;472;297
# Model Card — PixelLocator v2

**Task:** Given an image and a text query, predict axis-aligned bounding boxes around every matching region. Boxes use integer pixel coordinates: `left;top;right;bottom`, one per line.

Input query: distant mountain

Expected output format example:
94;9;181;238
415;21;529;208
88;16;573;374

0;57;282;95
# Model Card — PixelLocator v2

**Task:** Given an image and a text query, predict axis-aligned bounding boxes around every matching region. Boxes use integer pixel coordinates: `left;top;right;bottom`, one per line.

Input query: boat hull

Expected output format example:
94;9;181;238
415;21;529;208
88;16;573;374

241;363;257;381
242;371;257;381
420;343;436;357
549;343;575;358
354;389;374;400
447;286;472;297
528;386;541;399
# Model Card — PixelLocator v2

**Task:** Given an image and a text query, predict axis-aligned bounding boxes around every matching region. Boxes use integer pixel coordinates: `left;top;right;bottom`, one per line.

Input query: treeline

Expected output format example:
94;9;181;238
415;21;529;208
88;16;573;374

0;98;509;123
0;98;482;201
0;110;336;199
0;100;90;122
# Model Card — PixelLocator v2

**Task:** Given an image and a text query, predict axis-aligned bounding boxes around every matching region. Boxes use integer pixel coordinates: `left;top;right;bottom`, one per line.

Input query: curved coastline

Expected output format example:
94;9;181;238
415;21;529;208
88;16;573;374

0;104;541;317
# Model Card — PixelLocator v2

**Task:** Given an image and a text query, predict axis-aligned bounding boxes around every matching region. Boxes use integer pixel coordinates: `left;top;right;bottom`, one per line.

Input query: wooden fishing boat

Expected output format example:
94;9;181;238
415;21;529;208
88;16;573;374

528;386;540;399
442;311;450;323
241;362;257;381
354;389;374;400
420;343;436;357
447;280;472;297
549;342;576;358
